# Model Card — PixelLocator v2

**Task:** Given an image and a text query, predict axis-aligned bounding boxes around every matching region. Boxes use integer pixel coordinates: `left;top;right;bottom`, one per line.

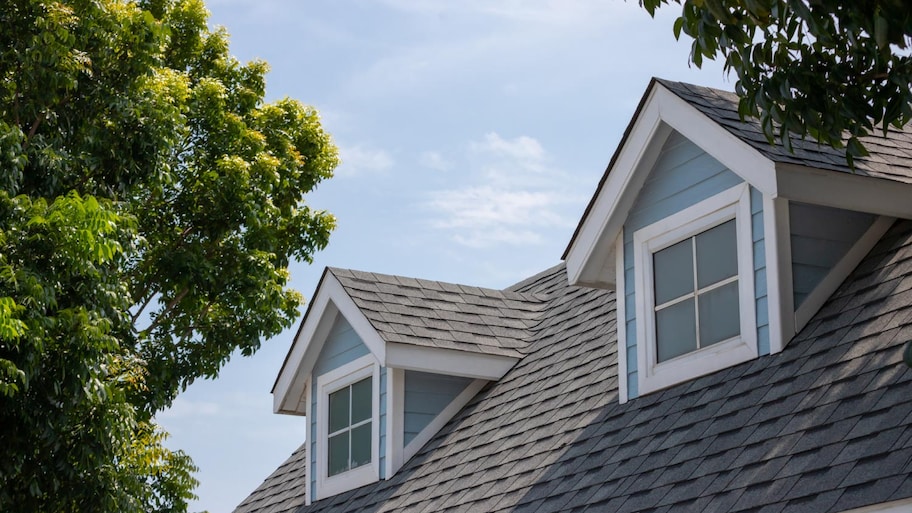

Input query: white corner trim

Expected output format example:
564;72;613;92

384;343;518;380
304;376;312;507
776;162;912;219
385;368;404;480
273;271;387;414
634;184;758;395
402;378;487;464
763;195;793;355
614;234;629;404
315;354;381;500
794;215;894;332
837;498;912;513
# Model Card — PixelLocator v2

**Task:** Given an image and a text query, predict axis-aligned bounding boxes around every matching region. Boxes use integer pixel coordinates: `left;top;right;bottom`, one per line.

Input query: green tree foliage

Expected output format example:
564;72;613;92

640;0;912;163
0;0;338;510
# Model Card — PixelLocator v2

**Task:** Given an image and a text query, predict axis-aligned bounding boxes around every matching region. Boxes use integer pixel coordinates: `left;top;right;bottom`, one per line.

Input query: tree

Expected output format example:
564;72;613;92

0;0;338;510
640;0;912;163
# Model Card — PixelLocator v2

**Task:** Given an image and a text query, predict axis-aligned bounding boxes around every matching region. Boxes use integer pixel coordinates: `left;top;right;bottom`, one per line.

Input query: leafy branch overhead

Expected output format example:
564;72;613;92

640;0;912;164
0;0;338;511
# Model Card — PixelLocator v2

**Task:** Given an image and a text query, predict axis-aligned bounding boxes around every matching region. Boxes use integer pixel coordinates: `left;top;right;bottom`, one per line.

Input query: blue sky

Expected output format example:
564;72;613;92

156;1;730;511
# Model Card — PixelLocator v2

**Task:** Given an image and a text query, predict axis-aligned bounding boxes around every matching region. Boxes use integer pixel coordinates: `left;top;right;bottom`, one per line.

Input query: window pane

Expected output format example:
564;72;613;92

328;431;350;476
656;298;697;362
696;219;737;288
350;422;372;469
654;238;694;305
328;386;350;433
698;280;740;346
350;377;372;424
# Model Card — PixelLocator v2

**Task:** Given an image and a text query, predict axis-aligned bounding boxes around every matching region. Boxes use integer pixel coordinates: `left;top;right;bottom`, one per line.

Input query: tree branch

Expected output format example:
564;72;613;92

140;287;189;336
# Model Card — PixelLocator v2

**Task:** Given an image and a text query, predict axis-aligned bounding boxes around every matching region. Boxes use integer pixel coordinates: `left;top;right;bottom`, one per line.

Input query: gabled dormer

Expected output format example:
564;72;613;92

272;268;543;503
564;78;909;402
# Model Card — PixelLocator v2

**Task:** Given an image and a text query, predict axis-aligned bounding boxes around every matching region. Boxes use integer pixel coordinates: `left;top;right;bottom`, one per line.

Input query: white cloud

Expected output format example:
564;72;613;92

419;150;452;171
425;133;585;248
335;144;394;177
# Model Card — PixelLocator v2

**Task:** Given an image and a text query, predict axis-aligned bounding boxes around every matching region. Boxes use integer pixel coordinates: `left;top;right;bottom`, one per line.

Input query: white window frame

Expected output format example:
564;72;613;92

316;354;380;499
634;184;757;395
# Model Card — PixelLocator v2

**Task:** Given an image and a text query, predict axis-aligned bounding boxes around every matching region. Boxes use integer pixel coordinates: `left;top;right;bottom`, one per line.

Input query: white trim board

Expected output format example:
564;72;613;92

385;343;517;380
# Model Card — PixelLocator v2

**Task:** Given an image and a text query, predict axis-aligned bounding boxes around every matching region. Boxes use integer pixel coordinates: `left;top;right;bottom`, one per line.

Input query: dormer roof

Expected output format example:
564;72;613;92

272;267;544;414
564;78;912;290
328;267;543;359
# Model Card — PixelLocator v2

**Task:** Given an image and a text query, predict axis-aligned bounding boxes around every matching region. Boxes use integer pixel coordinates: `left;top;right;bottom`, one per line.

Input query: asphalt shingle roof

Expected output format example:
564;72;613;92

657;79;912;183
233;443;308;513
328;267;546;358
240;219;912;513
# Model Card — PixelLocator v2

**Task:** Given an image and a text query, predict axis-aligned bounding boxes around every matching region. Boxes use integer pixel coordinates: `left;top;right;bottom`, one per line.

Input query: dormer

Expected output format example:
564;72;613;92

564;78;910;403
272;268;543;504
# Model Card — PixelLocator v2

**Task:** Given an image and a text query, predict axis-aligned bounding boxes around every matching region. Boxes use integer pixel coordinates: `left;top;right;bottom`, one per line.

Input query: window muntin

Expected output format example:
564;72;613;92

327;377;372;476
653;219;740;362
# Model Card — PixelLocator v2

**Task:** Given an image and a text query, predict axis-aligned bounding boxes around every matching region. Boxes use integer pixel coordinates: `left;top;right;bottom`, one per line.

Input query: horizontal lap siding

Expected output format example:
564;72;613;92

623;130;744;399
789;203;875;308
404;371;472;446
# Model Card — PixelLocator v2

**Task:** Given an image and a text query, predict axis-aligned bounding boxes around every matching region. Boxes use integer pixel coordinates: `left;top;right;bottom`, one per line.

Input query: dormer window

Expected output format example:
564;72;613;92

327;376;372;476
634;184;757;394
316;355;380;498
653;218;739;362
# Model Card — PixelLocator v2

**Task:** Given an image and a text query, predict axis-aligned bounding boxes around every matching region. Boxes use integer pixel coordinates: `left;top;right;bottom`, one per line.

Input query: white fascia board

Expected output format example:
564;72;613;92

566;83;778;288
776;163;912;218
565;87;669;288
385;343;518;380
273;271;388;414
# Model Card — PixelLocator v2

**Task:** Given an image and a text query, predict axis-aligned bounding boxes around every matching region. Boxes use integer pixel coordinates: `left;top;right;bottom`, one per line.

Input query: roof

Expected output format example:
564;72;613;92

241;220;912;513
656;79;912;183
233;443;307;513
328;267;545;359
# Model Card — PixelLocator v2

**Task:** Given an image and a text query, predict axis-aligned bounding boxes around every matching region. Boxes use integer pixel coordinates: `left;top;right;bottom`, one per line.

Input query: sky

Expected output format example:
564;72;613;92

155;1;731;511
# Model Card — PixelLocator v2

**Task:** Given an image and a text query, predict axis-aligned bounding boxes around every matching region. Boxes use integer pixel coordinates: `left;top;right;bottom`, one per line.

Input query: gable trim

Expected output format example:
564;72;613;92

565;80;777;288
274;270;387;414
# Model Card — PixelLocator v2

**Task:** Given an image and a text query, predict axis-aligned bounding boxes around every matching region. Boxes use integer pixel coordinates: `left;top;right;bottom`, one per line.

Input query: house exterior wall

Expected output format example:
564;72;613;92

752;186;770;355
403;370;472;446
789;202;875;307
309;314;381;499
622;130;755;398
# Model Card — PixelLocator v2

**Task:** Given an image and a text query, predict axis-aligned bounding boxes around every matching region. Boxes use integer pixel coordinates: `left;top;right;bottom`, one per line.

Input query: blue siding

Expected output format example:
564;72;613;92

623;131;746;400
309;314;373;499
751;187;770;355
790;203;875;307
404;371;472;446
